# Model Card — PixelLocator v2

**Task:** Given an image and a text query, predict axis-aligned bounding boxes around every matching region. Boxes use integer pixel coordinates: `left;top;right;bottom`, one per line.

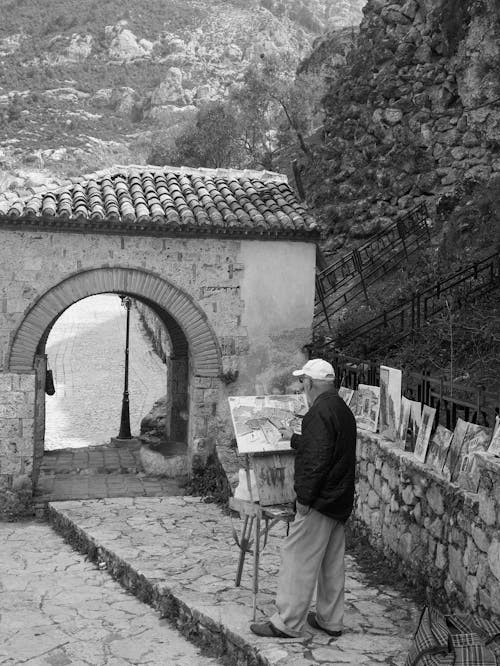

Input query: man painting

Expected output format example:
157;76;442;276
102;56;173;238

250;358;357;639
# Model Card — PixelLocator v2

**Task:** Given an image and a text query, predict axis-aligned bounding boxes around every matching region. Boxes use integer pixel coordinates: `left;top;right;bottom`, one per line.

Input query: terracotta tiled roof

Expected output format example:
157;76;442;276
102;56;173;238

0;165;318;240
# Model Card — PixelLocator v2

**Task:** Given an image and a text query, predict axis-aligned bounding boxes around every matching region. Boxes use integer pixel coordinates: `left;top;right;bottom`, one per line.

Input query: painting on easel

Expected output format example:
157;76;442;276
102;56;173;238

228;394;308;454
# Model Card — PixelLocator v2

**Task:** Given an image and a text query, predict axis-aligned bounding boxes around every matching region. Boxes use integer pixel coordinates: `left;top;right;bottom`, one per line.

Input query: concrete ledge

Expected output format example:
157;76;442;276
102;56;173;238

47;497;418;666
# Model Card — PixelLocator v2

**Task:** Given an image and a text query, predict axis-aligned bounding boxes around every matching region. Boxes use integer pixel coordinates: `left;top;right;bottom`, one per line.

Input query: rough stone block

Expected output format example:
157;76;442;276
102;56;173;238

426;484;444;515
0;374;13;391
448;545;467;590
367;489;380;509
478;492;496;527
471;525;490;553
487;539;500;582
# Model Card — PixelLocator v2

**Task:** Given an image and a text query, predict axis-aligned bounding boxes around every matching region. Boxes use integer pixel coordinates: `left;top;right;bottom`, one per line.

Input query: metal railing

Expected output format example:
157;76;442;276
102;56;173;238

332;251;500;351
315;204;430;329
323;352;499;431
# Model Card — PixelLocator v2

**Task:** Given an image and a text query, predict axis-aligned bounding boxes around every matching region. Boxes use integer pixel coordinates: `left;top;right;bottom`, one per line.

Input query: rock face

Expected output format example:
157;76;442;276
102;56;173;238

303;0;500;248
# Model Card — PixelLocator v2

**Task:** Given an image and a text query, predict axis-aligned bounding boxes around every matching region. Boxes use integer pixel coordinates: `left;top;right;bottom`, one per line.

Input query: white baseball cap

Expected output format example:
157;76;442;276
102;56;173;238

292;359;335;381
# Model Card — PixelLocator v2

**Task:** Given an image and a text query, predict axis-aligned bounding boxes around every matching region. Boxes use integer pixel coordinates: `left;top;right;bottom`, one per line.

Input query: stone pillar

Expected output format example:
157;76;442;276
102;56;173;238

0;370;36;511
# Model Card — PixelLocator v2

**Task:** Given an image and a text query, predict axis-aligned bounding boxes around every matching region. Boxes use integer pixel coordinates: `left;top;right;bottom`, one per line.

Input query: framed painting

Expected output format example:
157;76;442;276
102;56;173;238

442;418;469;482
456;422;492;489
404;400;422;453
413;405;436;463
338;386;354;406
487;416;500;456
425;424;453;475
351;384;380;433
379;365;402;442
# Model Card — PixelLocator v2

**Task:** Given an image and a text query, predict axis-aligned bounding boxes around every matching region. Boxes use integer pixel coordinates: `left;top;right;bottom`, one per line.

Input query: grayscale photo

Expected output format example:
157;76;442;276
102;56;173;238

1;0;500;664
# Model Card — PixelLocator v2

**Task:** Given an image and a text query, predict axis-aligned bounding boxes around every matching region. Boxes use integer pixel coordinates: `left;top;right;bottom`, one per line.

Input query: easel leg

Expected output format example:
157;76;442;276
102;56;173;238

235;515;250;586
252;517;261;621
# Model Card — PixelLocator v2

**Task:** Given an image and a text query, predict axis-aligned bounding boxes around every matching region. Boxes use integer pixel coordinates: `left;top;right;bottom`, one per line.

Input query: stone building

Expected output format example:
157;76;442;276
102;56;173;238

0;165;319;502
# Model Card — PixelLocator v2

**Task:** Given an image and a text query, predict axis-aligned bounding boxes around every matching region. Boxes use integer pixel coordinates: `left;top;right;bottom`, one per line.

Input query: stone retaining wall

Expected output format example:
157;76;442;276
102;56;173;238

354;430;500;621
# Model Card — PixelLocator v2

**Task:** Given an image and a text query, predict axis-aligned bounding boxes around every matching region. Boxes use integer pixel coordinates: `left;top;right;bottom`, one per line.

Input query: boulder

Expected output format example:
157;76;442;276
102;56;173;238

139;440;188;478
106;24;150;60
67;34;93;61
151;67;187;106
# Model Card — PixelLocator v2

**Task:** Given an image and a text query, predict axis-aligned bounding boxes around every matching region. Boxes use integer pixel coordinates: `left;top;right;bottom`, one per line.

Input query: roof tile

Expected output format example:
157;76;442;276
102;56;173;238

0;165;317;239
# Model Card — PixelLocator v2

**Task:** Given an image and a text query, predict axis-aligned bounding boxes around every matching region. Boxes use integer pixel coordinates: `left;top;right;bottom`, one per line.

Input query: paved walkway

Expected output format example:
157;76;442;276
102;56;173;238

45;294;166;450
47;497;420;665
0;521;220;666
35;440;185;503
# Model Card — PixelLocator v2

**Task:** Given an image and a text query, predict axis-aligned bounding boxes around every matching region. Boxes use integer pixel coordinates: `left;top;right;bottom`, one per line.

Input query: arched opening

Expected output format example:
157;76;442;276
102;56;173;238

44;293;169;450
8;267;222;490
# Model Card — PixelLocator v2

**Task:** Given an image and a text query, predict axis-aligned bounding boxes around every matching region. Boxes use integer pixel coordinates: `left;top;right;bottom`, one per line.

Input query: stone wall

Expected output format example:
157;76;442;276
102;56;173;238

303;0;500;248
355;430;500;621
0;229;316;501
0;371;36;497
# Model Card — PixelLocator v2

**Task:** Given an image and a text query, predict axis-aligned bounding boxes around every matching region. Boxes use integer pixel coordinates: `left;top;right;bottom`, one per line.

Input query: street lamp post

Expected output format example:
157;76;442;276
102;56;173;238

117;294;132;440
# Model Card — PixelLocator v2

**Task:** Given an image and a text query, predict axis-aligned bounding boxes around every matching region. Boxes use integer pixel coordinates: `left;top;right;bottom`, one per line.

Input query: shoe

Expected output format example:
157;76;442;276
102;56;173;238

250;621;292;638
307;612;342;637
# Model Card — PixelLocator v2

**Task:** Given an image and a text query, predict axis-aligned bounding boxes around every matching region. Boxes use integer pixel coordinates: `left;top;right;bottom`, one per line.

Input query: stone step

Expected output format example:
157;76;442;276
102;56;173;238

47;497;419;666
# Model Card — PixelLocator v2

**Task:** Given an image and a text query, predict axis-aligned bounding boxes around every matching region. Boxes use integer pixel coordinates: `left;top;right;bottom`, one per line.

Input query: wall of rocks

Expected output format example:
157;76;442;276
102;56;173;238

354;430;500;621
303;0;500;249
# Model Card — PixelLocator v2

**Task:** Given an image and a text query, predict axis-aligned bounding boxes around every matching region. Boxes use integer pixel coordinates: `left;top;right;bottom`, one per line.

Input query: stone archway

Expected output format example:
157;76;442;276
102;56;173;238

9;267;221;376
7;267;222;479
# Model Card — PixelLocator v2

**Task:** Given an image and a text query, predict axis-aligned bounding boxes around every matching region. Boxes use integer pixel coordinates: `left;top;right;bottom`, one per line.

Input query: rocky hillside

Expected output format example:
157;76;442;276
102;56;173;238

0;0;364;192
300;0;500;254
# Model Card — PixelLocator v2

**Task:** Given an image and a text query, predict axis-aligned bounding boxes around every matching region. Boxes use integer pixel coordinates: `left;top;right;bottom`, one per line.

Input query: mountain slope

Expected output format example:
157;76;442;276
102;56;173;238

0;0;364;189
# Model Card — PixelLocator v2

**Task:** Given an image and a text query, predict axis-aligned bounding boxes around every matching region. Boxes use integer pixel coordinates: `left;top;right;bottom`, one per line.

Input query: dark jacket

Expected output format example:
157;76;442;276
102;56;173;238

291;389;357;522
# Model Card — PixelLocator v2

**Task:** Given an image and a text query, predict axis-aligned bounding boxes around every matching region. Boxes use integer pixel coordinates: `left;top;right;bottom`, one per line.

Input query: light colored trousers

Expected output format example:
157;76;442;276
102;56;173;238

270;507;345;637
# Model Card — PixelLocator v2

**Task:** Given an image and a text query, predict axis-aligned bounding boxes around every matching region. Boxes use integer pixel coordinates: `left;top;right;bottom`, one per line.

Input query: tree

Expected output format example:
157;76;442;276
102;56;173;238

230;53;324;169
150;101;243;169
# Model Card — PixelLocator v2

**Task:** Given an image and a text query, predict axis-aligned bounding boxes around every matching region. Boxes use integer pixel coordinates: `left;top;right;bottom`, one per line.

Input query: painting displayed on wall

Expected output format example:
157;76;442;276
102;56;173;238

458;453;483;493
425;424;453;476
228;394;308;454
338;386;354;406
456;422;492;488
487;416;500;456
404;400;422;453
379;365;402;442
351;384;380;432
397;396;411;449
413;405;436;463
442;418;469;482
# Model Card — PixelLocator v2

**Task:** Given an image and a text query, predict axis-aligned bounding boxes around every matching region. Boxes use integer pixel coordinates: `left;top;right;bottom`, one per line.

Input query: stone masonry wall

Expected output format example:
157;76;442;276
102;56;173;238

303;0;500;248
0;229;315;499
0;372;36;490
355;430;500;621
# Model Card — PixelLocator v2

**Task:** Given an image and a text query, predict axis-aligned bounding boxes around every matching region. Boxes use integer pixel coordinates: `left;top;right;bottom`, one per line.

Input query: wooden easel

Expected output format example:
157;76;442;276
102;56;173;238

230;453;295;620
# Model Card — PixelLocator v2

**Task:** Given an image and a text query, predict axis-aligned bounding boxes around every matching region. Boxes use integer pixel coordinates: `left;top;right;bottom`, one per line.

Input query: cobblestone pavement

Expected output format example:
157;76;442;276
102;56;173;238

0;521;220;666
45;294;166;450
49;497;420;666
35;440;185;503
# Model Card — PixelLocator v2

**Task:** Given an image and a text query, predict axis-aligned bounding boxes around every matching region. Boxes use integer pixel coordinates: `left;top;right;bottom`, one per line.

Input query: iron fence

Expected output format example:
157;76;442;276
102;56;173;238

323;351;499;431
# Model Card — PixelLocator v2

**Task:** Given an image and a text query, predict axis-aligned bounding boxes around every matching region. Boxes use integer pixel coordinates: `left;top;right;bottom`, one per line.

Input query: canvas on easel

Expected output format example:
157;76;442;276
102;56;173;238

251;452;296;506
228;394;307;454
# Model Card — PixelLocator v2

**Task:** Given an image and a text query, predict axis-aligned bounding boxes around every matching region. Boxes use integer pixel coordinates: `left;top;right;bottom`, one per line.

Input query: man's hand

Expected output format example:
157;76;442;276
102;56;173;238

279;427;293;440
